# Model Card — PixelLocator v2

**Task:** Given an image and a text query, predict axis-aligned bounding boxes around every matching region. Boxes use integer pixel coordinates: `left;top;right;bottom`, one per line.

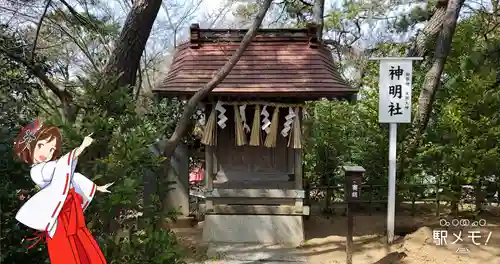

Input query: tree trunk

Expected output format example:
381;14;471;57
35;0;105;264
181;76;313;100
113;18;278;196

103;0;163;91
89;0;163;233
475;179;484;213
406;0;449;58
313;0;325;40
451;199;459;217
400;0;465;180
396;0;449;182
86;0;163;154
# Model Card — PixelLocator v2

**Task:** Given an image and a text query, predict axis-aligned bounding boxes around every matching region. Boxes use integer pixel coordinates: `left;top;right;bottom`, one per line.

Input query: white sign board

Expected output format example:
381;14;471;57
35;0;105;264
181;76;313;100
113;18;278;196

378;60;412;123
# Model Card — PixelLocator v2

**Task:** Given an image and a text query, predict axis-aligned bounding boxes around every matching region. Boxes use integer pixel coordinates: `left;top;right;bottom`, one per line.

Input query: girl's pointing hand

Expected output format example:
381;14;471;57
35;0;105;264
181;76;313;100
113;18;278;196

96;182;114;193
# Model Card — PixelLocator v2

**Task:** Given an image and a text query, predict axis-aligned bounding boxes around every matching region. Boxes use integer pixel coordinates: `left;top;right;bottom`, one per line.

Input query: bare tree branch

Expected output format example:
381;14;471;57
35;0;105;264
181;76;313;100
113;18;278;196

162;1;177;47
313;0;325;39
142;49;154;93
207;2;233;28
0;5;38;22
31;0;52;62
162;0;203;47
4;5;21;26
58;0;99;32
323;39;367;57
0;45;77;121
23;88;54;115
135;61;142;100
1;47;62;97
36;84;60;113
298;0;313;6
270;4;287;26
42;14;100;71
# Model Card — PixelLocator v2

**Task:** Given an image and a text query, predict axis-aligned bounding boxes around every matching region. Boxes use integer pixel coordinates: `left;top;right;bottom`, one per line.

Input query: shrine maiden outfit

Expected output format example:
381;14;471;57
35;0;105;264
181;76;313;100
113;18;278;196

16;151;107;264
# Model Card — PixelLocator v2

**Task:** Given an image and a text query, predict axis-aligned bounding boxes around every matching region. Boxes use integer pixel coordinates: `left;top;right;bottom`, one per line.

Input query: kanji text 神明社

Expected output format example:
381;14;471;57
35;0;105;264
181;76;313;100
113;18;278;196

386;65;410;117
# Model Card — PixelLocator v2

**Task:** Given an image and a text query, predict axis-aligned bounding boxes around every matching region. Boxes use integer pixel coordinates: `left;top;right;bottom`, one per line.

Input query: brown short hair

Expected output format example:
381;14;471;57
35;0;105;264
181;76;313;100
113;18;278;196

13;124;62;164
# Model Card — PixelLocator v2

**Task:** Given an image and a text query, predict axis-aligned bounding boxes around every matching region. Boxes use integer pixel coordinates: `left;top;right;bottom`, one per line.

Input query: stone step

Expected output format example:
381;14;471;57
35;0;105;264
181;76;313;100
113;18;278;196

201;261;306;264
206;243;308;263
162;216;197;228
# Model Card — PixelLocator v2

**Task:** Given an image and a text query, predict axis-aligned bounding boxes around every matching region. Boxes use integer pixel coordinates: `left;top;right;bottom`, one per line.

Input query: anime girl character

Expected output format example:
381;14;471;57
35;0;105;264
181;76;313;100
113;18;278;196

13;120;112;264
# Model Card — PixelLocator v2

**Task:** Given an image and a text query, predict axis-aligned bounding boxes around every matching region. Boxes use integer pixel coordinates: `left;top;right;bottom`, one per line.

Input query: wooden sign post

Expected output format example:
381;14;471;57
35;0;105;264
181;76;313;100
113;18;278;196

343;165;366;264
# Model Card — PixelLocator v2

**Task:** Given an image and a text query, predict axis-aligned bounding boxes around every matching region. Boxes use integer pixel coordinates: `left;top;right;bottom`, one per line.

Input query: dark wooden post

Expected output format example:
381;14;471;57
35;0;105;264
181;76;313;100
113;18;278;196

304;176;311;220
436;175;441;217
294;108;304;213
212;148;218;176
205;146;214;212
368;182;373;215
411;185;416;217
343;165;365;264
294;148;304;213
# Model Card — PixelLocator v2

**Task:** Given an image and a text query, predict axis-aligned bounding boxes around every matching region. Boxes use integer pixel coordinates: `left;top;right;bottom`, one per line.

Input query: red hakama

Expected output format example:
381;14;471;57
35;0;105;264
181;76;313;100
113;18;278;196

45;188;106;264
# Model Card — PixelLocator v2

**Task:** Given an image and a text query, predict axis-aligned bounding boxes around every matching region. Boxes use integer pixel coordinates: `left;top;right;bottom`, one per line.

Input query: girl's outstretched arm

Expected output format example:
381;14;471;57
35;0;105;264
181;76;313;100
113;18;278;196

73;133;94;160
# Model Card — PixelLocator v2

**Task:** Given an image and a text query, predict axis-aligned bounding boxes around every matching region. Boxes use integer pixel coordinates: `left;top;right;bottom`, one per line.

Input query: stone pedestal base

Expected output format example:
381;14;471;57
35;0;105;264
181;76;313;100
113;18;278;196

202;214;304;246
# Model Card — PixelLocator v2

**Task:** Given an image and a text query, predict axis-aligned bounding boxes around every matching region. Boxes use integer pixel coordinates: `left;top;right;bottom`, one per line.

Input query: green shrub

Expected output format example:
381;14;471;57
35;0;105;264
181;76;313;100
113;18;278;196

102;228;185;264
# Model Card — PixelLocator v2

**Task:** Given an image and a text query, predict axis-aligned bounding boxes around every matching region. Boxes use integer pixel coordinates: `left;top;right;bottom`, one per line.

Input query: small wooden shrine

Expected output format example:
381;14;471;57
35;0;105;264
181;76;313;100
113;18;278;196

153;23;357;245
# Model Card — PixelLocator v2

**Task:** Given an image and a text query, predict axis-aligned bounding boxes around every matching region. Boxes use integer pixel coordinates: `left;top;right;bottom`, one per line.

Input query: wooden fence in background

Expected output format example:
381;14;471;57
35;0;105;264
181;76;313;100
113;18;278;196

303;182;500;218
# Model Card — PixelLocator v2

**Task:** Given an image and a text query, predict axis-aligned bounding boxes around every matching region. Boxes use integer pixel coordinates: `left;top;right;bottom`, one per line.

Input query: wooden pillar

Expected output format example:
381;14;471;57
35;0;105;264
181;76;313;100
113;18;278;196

294;108;303;213
346;202;353;264
212;147;218;177
343;165;365;264
294;148;303;212
287;146;295;181
205;146;214;212
294;149;303;189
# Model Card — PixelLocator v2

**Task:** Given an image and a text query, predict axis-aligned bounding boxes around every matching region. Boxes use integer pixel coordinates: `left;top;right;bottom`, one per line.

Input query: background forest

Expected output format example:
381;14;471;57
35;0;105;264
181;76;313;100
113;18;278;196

1;0;499;263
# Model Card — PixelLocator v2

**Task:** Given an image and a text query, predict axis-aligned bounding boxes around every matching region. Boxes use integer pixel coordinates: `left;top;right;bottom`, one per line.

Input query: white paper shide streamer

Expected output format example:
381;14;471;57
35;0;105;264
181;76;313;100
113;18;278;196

261;105;271;134
239;104;251;133
281;107;296;137
215;101;227;129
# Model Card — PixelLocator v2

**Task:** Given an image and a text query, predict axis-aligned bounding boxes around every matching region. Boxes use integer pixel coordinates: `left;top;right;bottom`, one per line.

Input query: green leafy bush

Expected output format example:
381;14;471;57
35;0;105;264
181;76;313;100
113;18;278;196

102;228;185;264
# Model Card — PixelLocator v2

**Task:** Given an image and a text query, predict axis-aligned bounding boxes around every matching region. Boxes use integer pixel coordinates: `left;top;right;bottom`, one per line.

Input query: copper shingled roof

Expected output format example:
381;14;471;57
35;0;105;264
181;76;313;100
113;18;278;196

154;23;357;99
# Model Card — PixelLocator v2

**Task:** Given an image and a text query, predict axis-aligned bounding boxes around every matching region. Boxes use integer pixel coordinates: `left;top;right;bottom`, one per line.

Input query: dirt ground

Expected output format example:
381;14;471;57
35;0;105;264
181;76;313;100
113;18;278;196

173;206;500;264
301;213;500;264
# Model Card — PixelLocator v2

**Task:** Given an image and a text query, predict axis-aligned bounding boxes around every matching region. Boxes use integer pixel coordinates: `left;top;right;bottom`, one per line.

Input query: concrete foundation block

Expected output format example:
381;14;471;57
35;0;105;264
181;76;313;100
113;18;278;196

202;215;304;246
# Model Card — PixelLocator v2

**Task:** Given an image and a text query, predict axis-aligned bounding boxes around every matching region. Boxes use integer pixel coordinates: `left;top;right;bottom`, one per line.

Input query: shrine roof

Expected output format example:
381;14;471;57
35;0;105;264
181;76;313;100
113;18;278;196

153;23;357;100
